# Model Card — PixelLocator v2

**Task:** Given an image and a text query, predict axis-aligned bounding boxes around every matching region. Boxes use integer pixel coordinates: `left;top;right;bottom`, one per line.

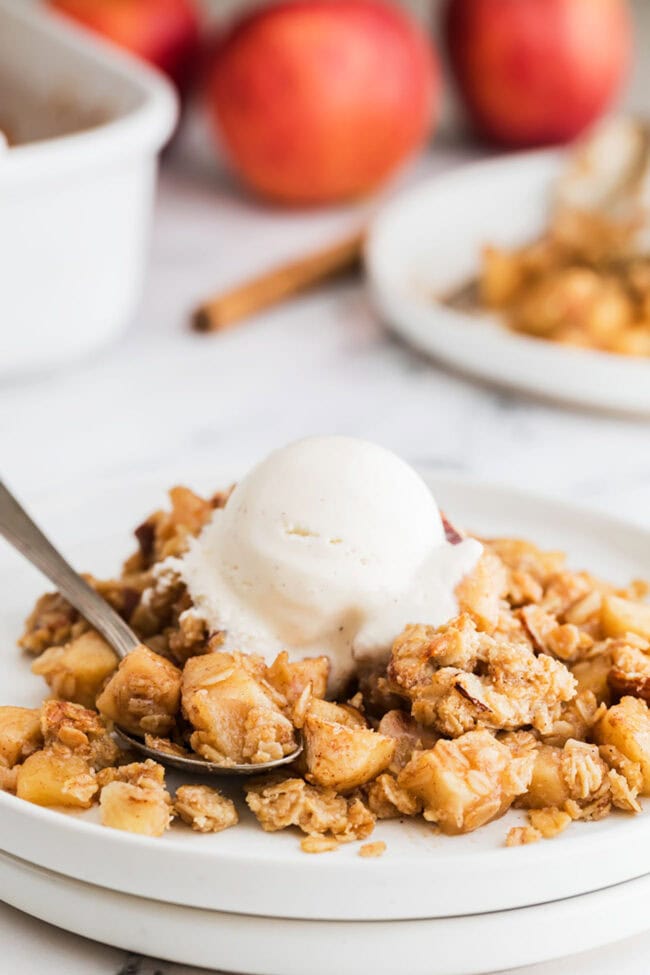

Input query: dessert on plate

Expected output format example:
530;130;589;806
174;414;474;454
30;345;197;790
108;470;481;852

475;118;650;357
3;436;650;853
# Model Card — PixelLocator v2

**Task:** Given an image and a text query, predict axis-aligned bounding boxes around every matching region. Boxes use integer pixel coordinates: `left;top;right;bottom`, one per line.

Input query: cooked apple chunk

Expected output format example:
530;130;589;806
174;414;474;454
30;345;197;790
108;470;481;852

245;775;375;841
398;729;534;834
601;595;650;642
303;699;395;792
98;759;172;836
96;644;181;737
594;696;650;794
16;746;98;808
455;549;508;633
31;631;118;709
0;706;42;769
174;784;239;833
182;653;296;765
266;651;329;706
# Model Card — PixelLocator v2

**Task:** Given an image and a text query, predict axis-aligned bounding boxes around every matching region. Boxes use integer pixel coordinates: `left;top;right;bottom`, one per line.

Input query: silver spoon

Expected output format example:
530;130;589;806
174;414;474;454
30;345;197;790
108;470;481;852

0;480;302;776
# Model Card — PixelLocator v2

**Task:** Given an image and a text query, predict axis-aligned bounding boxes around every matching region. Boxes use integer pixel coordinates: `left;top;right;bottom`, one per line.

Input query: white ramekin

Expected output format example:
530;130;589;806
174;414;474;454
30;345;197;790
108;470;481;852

0;0;178;376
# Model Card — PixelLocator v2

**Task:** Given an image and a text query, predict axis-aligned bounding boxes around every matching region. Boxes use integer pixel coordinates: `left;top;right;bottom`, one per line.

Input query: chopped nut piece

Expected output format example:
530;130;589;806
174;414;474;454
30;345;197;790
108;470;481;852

174;784;239;833
359;841;386;858
245;776;375;841
16;746;98;808
398;729;534;834
0;706;42;768
31;631;118;709
303;699;395;792
96;644;182;737
182;653;296;766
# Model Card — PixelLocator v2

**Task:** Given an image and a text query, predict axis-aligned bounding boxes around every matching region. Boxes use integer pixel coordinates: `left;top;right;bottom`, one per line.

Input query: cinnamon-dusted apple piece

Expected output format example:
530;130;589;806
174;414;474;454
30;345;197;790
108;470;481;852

31;630;118;709
302;698;395;793
181;652;296;766
96;644;182;737
266;651;329;706
594;696;650;794
601;594;650;642
16;747;98;809
0;706;42;770
397;729;535;834
98;759;173;836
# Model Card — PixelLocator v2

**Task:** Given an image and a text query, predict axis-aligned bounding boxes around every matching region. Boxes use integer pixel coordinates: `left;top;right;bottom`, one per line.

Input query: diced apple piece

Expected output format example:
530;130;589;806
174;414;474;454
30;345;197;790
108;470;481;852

398;729;533;834
16;747;97;808
31;631;118;709
100;780;172;836
594;696;650;794
0;706;42;768
182;653;295;765
601;595;650;641
96;644;181;736
303;700;395;792
266;651;329;705
518;745;569;809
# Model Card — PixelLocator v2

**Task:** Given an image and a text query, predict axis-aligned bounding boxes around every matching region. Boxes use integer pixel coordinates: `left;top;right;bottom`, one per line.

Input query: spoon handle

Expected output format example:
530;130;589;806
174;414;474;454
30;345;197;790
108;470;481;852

0;480;139;660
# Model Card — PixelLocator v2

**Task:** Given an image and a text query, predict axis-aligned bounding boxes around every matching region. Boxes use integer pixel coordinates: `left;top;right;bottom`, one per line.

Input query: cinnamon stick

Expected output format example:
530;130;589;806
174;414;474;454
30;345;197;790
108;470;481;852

192;231;365;332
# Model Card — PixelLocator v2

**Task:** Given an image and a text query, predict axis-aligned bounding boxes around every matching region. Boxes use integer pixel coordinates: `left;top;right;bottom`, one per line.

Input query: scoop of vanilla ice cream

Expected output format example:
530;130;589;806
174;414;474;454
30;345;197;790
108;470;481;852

177;437;481;690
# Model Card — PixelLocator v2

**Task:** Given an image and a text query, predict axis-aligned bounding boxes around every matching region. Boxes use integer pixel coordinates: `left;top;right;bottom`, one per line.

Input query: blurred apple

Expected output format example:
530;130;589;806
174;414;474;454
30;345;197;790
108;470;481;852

49;0;201;89
446;0;632;148
205;0;439;205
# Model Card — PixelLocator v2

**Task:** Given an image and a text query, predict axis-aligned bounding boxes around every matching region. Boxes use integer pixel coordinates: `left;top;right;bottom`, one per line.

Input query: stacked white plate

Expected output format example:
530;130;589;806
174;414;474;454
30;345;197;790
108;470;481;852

2;475;650;974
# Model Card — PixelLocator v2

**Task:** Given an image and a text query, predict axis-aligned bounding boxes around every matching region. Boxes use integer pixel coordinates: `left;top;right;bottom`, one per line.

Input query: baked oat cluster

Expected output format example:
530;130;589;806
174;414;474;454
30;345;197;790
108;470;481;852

477;208;650;356
3;485;650;853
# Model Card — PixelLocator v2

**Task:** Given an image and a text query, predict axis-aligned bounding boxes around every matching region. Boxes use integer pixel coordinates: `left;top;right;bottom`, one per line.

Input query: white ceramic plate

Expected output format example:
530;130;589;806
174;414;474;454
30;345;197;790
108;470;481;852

4;848;650;975
366;150;650;415
1;475;650;923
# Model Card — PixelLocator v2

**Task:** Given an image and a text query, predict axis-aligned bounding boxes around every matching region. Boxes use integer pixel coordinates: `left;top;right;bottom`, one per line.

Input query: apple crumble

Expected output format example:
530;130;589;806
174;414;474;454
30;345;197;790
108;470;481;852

475;209;650;356
3;484;650;854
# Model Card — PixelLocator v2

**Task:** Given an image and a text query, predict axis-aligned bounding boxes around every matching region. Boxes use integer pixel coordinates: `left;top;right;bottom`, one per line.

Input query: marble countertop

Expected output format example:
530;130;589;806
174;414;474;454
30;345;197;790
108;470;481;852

2;127;650;973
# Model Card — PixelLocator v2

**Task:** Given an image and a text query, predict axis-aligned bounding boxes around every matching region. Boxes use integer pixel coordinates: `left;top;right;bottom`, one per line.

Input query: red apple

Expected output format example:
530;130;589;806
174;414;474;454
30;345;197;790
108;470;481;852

445;0;632;147
49;0;201;89
205;0;439;205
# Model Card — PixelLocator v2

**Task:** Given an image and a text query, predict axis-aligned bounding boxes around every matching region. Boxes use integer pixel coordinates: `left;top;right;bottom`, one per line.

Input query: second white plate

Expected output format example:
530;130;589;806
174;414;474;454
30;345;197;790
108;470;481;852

366;150;650;415
1;475;649;921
